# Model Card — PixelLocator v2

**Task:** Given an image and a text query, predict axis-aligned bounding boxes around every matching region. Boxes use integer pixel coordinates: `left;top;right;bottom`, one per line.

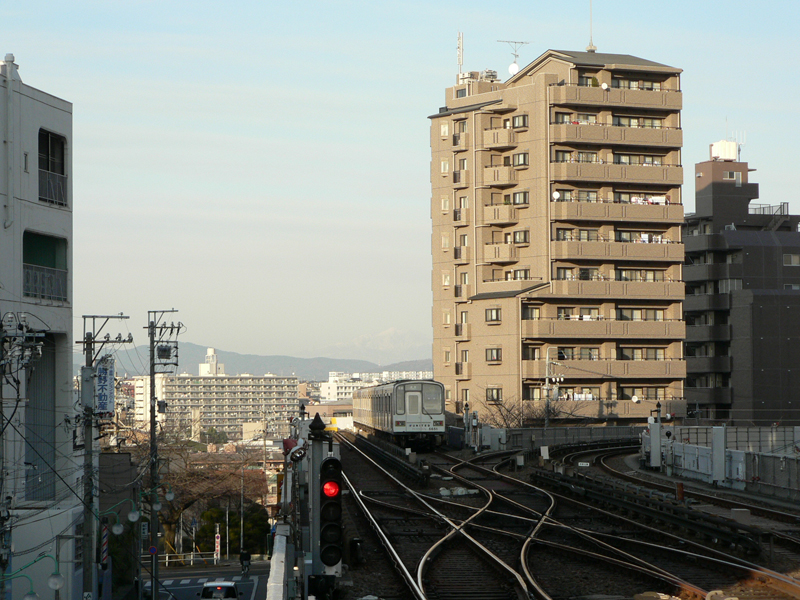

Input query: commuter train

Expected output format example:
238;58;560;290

352;380;446;449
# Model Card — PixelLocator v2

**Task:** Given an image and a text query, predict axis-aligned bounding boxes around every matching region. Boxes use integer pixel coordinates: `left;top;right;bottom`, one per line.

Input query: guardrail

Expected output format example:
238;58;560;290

141;551;218;567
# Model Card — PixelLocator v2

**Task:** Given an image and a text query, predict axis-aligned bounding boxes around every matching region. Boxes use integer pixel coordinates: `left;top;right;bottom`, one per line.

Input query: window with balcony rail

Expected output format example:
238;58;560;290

614;154;663;166
618;347;666;361
612;116;663;129
611;78;662;91
615;269;666;282
23;231;68;302
38;129;67;206
616;308;664;321
618;386;666;400
613;192;670;205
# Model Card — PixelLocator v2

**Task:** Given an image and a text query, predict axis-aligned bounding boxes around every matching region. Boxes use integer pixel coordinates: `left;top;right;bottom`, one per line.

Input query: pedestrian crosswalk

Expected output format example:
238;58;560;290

144;575;255;588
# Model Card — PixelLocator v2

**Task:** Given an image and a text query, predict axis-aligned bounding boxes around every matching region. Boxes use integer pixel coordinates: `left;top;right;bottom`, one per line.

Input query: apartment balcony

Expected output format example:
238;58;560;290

551;162;683;185
452;132;470;152
683;234;728;253
684;263;742;282
453;245;471;264
524;396;685;421
685;324;731;342
454;283;473;300
455;362;471;380
683;294;731;312
551;240;683;262
453;207;471;227
548;83;683;111
550;200;684;224
685;387;732;406
549;279;684;300
38;169;68;206
550;123;682;148
483;127;517;150
453;170;471;189
484;204;518;225
686;356;732;373
522;318;685;340
484;243;518;264
484;166;517;187
23;263;68;302
521;359;685;380
455;323;471;341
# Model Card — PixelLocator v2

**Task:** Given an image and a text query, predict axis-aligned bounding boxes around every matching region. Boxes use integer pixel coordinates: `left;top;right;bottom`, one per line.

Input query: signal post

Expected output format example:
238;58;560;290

306;414;342;599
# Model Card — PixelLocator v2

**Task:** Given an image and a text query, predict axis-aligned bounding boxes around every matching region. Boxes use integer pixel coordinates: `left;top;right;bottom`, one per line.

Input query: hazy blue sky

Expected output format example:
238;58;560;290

6;1;799;364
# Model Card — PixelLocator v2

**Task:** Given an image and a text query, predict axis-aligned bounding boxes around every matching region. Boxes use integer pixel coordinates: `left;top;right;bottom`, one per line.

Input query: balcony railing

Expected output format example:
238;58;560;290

39;170;68;206
748;202;788;215
23;263;68;301
550;82;681;93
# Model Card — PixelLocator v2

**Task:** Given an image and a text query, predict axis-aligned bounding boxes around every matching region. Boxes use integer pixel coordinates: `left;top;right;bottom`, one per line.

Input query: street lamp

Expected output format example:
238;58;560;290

0;554;65;600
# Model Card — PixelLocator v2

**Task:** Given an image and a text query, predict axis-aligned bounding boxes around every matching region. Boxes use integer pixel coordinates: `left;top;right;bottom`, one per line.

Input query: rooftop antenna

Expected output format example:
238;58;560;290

498;40;529;76
457;32;463;74
586;0;597;53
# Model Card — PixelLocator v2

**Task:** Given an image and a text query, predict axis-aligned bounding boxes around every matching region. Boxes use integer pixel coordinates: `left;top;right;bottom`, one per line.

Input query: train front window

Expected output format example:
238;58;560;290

395;390;404;415
406;392;421;415
423;384;443;414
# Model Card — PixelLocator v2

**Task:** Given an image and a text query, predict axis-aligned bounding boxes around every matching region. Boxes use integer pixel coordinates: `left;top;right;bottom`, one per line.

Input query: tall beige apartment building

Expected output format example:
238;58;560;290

430;49;687;424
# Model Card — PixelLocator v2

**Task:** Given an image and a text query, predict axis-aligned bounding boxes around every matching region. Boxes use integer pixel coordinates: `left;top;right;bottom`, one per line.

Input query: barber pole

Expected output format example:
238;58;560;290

101;524;109;568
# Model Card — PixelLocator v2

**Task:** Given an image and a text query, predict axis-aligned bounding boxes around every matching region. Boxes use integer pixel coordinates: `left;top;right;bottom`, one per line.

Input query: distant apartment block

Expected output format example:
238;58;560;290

431;49;686;424
684;142;800;425
161;349;298;441
319;370;434;402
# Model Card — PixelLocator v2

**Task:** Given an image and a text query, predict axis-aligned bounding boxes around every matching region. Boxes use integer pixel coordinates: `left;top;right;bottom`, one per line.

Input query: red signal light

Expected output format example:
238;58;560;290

322;480;340;497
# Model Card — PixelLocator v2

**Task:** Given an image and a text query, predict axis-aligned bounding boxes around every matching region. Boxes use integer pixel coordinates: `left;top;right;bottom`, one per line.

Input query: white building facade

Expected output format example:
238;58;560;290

0;55;83;600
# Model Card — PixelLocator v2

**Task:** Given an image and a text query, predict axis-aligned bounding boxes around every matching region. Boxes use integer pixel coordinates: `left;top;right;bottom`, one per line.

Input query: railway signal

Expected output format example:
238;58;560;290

319;457;343;568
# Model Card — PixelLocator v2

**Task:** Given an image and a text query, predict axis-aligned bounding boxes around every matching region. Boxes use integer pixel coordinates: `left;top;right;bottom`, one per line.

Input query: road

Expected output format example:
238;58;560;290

143;559;271;600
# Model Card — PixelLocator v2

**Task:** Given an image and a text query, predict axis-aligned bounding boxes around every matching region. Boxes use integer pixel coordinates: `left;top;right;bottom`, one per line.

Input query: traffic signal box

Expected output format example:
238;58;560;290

318;457;343;569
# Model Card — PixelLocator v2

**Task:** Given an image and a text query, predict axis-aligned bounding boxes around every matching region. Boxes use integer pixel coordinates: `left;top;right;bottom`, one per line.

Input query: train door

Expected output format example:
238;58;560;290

405;388;422;432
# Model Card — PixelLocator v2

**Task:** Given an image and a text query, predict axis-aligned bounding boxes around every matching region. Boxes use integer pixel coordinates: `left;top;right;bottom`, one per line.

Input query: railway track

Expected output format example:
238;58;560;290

339;433;527;600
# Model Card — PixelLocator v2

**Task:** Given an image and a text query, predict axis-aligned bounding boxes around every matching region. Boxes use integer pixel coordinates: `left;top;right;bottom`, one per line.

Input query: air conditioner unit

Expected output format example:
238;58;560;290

480;69;499;82
457;71;479;85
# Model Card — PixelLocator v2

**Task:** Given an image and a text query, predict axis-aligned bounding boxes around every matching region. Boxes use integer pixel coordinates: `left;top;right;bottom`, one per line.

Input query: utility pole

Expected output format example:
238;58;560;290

78;314;131;600
146;310;182;593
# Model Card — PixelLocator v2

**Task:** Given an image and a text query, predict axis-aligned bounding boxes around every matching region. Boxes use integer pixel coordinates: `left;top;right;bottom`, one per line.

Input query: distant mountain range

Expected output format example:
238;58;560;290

76;341;433;381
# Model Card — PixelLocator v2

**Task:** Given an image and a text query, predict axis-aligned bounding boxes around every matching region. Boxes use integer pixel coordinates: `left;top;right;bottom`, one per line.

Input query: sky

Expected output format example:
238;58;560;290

5;1;800;365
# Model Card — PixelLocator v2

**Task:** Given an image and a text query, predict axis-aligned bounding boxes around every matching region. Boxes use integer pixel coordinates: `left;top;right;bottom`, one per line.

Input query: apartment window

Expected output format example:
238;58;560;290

557;347;574;360
580;307;600;319
619;347;665;360
577;152;597;163
485;348;502;362
522;305;540;320
486;388;503;403
460;272;469;285
578;75;595;87
556;267;574;280
513;268;530;280
441;232;450;249
459;195;468;208
578;268;599;281
513;230;529;244
460;311;468;324
522;346;540;360
723;171;736;180
462;389;469;404
442;271;451;286
512;114;528;128
38;129;67;206
456;88;467;98
512;152;529;167
784;254;800;266
485;308;501;322
460;349;469;363
554;112;572;124
718;279;742;293
785;284;800;290
577;113;597;124
458;158;468;171
556;228;572;241
442;309;451;325
444;350;451;363
441;196;449;211
23;232;68;301
512;191;529;205
440;159;450;173
580;347;599;360
440;122;449;137
456;120;467;133
616;308;664;321
555;150;572;163
23;152;29;173
578;229;599;241
619;387;666;401
459;234;468;247
616;269;665;282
